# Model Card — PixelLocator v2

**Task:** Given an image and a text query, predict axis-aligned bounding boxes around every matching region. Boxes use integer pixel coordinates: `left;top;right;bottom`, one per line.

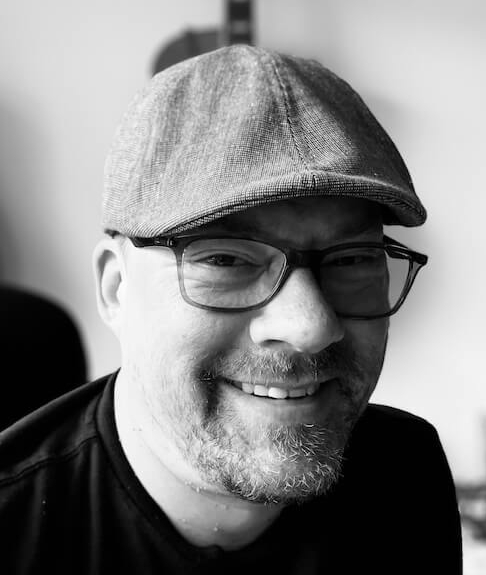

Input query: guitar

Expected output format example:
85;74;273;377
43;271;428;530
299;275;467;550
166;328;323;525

151;0;254;75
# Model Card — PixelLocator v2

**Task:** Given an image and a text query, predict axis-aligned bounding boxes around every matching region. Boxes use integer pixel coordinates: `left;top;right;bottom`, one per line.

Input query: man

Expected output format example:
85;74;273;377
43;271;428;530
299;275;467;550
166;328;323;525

0;45;461;573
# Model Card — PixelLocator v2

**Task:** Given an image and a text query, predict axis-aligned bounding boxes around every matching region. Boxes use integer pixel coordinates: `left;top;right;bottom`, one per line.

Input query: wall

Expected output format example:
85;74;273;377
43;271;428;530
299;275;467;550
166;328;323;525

0;0;484;482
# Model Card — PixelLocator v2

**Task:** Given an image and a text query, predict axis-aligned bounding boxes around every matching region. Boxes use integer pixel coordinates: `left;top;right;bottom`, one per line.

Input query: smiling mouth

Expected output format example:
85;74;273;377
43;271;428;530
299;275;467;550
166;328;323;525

221;378;326;399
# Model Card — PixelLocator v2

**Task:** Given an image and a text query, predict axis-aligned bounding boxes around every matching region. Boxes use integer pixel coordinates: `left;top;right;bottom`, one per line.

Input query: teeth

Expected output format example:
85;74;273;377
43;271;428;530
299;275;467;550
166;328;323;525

253;385;268;397
236;382;320;399
306;383;319;396
288;388;307;398
267;387;289;399
242;383;253;394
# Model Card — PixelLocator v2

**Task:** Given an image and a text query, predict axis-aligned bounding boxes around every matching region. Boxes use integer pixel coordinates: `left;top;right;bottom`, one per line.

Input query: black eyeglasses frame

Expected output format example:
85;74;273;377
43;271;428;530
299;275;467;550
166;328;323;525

123;232;428;319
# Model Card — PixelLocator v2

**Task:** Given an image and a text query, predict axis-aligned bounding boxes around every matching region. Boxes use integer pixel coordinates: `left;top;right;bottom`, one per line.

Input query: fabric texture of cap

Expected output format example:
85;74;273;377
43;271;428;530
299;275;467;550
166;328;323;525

103;45;426;236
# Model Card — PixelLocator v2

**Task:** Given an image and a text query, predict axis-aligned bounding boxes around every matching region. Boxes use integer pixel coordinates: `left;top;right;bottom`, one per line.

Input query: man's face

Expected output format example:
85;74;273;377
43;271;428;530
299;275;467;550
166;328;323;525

116;197;388;505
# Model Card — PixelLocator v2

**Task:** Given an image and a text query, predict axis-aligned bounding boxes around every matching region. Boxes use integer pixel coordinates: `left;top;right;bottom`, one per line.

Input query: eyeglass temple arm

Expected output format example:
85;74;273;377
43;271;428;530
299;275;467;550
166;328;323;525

384;235;428;265
128;236;175;248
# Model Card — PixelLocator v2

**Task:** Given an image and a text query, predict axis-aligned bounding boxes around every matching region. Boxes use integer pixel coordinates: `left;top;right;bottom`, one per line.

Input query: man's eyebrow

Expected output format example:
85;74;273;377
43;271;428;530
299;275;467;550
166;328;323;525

337;221;383;238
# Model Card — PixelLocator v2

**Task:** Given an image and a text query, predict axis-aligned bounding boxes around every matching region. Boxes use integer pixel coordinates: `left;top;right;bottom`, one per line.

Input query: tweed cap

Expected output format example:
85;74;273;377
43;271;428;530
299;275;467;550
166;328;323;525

103;45;426;236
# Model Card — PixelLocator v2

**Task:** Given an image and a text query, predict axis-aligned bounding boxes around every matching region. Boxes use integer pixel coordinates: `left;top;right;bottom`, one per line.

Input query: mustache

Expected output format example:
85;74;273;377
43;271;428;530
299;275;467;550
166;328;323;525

200;339;365;385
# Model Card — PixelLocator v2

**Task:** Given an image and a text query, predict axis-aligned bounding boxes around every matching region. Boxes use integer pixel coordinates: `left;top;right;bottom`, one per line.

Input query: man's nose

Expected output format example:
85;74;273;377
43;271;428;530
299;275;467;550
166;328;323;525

248;268;345;354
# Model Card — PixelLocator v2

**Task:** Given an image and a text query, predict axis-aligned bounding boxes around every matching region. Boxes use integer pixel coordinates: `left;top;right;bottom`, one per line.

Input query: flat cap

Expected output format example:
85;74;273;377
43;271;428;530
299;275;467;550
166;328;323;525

103;45;426;235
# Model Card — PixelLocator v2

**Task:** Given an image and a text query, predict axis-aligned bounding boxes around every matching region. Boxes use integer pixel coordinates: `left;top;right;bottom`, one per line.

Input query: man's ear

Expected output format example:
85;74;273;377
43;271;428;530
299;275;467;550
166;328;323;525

92;237;127;337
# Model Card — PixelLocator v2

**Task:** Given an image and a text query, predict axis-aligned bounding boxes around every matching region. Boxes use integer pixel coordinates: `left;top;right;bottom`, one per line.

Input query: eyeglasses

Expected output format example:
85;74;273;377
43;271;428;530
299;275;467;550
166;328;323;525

127;233;428;319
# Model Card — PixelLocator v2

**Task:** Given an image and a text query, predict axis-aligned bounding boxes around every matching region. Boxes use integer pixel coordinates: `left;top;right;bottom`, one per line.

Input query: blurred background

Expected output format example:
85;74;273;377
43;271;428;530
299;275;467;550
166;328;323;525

1;0;485;568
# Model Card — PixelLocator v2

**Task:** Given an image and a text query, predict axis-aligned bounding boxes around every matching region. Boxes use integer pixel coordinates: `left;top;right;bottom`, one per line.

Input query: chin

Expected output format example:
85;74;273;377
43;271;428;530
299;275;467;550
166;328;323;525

223;452;344;506
192;421;346;506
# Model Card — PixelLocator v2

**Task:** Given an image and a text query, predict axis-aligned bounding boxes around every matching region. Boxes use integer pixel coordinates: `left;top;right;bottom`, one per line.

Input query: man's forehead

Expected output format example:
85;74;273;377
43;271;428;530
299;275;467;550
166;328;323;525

193;197;383;244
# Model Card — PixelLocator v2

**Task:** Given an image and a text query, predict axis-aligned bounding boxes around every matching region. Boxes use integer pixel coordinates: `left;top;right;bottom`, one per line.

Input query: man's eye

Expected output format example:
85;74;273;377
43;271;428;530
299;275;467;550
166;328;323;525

329;256;370;267
199;254;251;267
328;255;371;267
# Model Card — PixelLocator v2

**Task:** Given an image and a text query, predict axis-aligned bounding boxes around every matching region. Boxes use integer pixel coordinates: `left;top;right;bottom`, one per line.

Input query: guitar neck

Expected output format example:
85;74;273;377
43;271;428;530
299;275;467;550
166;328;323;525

225;0;254;45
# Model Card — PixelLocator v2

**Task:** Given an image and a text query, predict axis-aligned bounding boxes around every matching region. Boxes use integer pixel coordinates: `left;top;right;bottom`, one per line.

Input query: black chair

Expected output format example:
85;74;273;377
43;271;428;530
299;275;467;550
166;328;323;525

0;285;87;429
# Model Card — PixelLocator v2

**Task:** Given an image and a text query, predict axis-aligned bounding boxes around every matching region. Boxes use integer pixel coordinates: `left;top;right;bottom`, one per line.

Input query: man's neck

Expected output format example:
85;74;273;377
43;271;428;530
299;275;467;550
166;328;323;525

113;370;283;550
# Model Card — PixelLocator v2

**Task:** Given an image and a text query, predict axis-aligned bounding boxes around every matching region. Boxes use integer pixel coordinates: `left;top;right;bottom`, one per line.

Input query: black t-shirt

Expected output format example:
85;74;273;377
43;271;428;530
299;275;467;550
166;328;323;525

0;373;462;574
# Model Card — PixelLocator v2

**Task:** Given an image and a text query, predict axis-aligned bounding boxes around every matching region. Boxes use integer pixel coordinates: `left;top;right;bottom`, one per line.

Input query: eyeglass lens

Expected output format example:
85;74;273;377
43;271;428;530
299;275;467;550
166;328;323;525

181;238;411;315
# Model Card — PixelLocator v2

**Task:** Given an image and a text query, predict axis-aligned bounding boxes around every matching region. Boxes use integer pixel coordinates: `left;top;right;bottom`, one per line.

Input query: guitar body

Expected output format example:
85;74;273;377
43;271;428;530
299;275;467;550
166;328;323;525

152;0;253;75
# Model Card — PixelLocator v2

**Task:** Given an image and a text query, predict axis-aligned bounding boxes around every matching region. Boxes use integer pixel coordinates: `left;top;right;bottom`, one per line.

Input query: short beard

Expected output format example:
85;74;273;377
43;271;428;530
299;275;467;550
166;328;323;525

219;423;344;505
184;417;344;505
168;338;383;506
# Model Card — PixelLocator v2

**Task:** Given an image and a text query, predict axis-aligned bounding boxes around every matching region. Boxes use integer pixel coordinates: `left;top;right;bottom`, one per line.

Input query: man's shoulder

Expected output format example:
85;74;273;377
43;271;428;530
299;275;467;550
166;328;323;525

359;402;438;436
345;403;448;477
0;374;112;487
311;405;462;575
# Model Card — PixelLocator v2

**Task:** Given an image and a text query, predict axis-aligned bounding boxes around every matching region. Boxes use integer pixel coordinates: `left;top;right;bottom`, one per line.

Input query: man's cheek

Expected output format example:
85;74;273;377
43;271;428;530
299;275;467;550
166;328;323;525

174;314;246;353
345;318;388;348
